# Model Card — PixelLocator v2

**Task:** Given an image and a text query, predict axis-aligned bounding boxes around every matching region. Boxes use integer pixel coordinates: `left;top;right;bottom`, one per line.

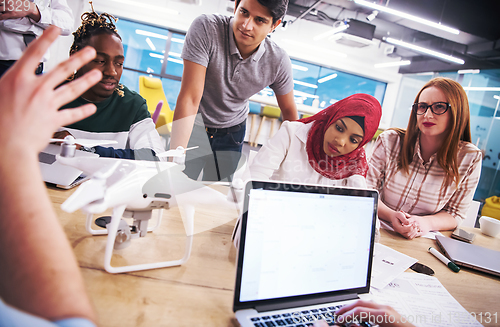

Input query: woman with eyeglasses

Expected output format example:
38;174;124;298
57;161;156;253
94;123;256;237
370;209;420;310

366;77;482;239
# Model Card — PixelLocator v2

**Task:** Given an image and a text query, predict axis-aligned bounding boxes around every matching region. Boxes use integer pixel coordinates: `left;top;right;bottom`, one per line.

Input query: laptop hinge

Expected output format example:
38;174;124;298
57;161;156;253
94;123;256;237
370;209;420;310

254;294;359;313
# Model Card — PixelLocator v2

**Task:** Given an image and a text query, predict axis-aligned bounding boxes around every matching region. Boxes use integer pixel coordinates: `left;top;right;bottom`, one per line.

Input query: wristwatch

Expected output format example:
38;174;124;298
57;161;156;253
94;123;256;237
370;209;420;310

80;146;96;153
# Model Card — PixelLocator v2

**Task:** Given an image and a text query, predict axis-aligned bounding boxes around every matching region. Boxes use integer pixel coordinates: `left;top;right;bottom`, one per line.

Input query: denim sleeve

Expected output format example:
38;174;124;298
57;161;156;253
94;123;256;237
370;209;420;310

0;299;96;327
93;146;159;161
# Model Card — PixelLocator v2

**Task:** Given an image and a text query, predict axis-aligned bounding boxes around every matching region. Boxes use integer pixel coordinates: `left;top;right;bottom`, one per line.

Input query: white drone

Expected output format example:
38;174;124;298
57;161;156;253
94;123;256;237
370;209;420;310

53;136;235;273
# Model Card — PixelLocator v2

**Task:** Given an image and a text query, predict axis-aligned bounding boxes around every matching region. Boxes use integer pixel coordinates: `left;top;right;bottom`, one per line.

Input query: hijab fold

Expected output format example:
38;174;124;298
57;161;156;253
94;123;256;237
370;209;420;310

299;93;382;180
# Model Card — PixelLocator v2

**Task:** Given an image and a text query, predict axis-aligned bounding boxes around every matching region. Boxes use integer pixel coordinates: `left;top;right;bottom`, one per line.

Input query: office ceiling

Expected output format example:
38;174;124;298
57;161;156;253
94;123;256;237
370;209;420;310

285;0;500;74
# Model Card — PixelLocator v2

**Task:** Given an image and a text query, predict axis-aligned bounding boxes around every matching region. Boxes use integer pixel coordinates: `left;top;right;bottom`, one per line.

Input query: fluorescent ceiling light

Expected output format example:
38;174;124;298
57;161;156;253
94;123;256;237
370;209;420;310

294;90;318;99
136;29;168;40
374;60;411;68
282;39;347;58
463;87;500;92
145;37;156;51
168;51;181;58
385;37;464;64
168;58;183;65
318;73;338;83
294;80;318;89
494;95;500;100
292;64;308;72
149;53;164;59
172;38;185;44
109;0;178;15
313;21;349;41
458;69;480;74
354;0;459;35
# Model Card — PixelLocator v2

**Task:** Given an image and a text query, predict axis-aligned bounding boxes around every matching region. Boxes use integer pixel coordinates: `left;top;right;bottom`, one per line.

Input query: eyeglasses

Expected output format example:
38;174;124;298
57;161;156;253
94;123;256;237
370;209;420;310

412;102;450;115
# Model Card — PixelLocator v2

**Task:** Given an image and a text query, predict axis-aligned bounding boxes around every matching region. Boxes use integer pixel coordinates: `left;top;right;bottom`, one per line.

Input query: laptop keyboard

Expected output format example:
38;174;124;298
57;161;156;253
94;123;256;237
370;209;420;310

250;305;344;327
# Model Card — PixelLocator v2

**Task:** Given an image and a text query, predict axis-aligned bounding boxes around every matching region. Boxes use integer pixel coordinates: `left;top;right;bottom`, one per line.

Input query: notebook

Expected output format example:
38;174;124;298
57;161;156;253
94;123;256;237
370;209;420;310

233;180;378;327
39;144;98;189
436;235;500;277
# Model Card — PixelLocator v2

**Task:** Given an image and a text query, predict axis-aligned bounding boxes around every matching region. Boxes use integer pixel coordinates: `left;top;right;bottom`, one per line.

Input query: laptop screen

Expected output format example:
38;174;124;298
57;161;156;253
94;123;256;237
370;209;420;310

234;181;378;310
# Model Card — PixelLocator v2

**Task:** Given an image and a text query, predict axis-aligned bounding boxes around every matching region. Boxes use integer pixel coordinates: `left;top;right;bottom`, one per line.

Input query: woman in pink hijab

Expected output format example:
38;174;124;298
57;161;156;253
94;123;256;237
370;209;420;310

250;93;382;188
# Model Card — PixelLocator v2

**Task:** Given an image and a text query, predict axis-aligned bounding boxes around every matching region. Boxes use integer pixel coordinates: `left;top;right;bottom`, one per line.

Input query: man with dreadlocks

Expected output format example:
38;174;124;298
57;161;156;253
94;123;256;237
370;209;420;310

0;0;73;77
54;8;164;160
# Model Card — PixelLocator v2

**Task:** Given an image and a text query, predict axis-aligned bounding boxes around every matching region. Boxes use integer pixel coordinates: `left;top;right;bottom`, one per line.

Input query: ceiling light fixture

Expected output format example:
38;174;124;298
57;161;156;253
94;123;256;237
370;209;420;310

145;37;156;51
167;58;183;65
313;21;349;41
136;29;168;40
366;10;378;22
294;90;318;99
385;37;465;64
168;51;181;58
494;95;500;100
374;60;411;68
353;0;459;35
318;73;338;83
293;80;318;89
108;0;179;15
282;39;348;58
457;69;480;74
291;64;309;72
149;53;164;59
463;87;500;92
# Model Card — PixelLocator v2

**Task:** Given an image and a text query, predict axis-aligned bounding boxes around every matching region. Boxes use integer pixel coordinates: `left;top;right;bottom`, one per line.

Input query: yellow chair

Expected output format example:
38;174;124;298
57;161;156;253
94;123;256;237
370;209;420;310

372;128;384;141
251;105;281;147
138;76;173;130
247;102;262;147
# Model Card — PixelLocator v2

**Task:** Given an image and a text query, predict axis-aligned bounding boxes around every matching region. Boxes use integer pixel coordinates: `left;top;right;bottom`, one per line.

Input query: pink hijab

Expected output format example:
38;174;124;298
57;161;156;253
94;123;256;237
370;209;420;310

299;93;382;179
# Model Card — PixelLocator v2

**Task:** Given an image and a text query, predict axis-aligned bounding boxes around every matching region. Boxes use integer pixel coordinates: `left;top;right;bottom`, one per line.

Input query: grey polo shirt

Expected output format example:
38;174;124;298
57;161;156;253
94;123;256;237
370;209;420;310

181;14;294;129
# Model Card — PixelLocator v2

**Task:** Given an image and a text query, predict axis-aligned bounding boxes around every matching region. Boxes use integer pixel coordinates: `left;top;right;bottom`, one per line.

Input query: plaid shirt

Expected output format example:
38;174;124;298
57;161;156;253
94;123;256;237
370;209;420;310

366;130;482;223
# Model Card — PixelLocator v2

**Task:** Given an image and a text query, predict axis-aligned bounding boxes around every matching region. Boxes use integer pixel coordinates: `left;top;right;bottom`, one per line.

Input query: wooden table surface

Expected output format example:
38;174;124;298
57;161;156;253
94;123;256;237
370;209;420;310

48;186;500;327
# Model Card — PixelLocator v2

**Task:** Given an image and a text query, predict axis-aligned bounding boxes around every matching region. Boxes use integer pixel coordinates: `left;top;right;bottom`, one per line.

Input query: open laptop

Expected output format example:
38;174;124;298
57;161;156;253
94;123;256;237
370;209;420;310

436;235;500;277
39;144;98;189
233;180;378;327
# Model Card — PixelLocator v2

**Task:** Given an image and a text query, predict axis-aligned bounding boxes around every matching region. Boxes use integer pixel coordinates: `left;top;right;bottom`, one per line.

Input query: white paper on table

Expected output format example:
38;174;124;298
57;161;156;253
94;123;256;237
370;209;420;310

371;243;418;290
380;220;444;239
370;272;483;327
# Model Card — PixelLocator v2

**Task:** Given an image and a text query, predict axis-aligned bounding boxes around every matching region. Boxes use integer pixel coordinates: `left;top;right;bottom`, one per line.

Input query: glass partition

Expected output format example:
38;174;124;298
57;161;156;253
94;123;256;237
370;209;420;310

290;59;387;109
115;18;183;110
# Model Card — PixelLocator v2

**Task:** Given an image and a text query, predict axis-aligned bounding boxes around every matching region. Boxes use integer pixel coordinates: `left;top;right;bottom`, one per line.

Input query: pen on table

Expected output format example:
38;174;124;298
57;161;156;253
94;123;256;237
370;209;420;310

428;246;460;273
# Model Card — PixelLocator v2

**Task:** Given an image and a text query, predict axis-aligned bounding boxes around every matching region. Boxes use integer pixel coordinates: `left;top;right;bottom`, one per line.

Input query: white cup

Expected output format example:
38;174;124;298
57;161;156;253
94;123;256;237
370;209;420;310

479;216;500;237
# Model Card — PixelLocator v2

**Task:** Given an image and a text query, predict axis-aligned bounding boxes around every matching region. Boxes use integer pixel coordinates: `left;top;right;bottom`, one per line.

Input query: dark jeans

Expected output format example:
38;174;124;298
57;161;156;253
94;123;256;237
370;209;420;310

0;60;43;77
183;120;246;182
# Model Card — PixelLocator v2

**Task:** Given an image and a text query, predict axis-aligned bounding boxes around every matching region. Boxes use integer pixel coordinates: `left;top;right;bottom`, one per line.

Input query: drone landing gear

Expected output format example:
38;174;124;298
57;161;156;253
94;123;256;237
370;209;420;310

85;209;163;235
87;204;194;274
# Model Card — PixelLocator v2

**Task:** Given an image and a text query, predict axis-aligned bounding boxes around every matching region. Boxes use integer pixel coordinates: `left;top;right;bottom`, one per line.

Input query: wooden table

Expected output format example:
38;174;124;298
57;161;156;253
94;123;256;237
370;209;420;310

380;228;500;326
49;186;500;326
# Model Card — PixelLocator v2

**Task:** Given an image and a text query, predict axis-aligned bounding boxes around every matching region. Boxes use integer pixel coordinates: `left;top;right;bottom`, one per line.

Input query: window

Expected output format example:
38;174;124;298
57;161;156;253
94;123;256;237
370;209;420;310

115;18;183;109
291;59;387;109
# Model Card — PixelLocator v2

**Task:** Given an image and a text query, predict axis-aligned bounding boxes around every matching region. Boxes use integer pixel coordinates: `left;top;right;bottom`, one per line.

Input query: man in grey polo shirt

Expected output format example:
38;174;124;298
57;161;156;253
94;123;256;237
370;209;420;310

170;0;298;181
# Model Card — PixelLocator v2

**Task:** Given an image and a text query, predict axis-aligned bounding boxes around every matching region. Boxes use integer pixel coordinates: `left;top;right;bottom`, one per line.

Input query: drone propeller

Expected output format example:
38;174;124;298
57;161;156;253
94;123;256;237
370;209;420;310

156;146;199;158
61;160;122;213
61;177;106;213
50;135;118;148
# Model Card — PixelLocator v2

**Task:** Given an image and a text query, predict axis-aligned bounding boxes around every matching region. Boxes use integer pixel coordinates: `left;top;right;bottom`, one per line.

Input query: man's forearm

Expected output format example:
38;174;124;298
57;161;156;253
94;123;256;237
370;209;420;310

169;107;198;150
281;107;299;121
0;150;96;323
